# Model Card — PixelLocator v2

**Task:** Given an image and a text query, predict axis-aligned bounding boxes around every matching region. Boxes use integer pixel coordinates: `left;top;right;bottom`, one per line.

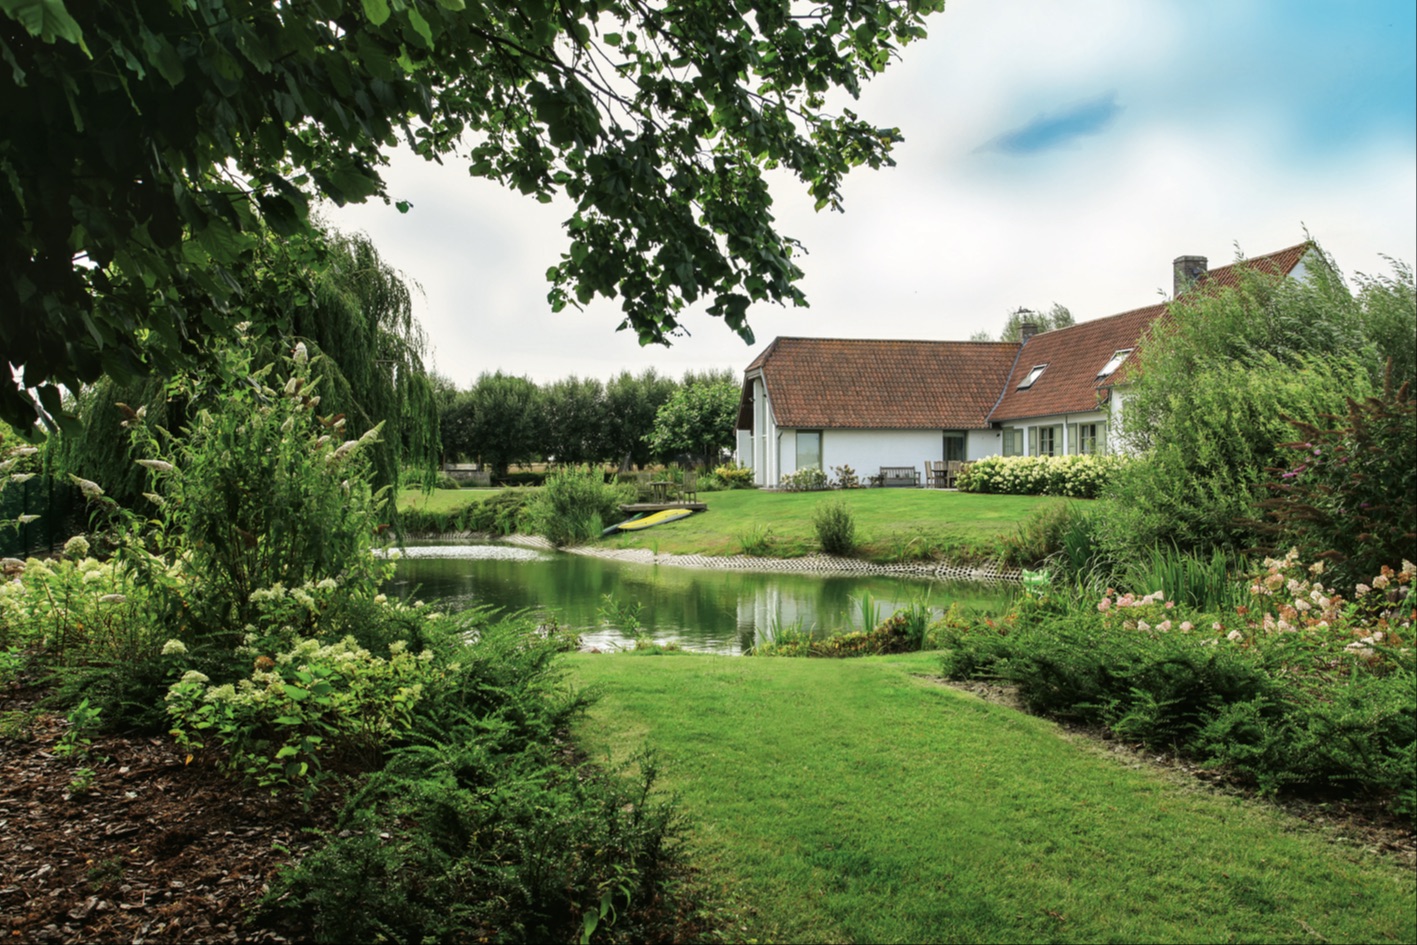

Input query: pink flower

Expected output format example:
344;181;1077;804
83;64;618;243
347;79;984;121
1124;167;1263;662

1226;629;1243;642
1180;622;1194;632
1097;599;1111;612
1355;583;1371;597
1157;620;1172;632
1137;620;1151;631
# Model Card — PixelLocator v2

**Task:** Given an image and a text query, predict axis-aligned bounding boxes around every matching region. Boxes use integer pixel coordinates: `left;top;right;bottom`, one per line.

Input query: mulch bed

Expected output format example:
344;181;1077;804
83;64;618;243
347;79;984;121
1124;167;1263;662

0;684;340;944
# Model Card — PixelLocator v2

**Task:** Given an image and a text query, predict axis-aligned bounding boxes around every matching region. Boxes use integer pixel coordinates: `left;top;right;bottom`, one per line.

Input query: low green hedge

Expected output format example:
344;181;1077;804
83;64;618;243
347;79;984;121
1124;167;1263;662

399;490;532;535
957;454;1128;499
936;553;1417;819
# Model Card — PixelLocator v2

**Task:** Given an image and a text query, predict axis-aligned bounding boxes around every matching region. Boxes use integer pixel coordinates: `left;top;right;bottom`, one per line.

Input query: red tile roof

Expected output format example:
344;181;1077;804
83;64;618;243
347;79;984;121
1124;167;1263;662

989;303;1161;421
739;337;1020;430
989;243;1313;422
740;243;1314;430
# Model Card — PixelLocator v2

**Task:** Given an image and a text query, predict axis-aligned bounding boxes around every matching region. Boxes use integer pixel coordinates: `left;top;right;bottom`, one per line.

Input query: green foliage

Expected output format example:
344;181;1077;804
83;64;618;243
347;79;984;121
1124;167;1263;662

1101;249;1414;562
400;489;533;536
52;230;439;515
260;618;683;944
1259;381;1417;593
165;634;431;796
752;605;932;657
957;454;1127;499
830;464;862;489
779;466;829;491
524;466;633;547
994;502;1091;568
451;372;544;477
2;0;944;431
542;376;608;466
1101;355;1370;560
603;369;679;470
972;303;1075;342
1119;545;1249;613
812;499;857;556
124;340;390;648
937;552;1417;818
735;524;775;557
644;380;739;466
712;460;755;489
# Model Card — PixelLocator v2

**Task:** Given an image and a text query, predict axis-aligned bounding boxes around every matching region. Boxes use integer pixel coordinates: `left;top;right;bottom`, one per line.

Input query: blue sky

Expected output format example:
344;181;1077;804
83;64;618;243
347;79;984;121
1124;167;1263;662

330;0;1417;386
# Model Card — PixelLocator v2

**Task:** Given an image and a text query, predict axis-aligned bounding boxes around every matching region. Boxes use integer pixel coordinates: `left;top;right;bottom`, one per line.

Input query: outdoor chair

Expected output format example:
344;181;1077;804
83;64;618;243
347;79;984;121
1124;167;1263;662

677;469;698;502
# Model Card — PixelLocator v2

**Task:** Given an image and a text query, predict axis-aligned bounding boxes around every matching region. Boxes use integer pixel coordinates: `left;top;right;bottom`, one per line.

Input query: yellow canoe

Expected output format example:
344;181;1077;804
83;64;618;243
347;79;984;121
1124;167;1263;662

607;507;695;533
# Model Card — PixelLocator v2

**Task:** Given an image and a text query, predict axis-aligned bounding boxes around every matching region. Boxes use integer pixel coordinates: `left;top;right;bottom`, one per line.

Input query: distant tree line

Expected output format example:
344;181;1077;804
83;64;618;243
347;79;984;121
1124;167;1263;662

438;368;741;476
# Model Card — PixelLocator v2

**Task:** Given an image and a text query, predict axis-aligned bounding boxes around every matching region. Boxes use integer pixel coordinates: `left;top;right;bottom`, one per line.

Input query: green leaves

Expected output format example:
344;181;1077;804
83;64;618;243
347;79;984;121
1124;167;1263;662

0;0;89;55
2;0;944;432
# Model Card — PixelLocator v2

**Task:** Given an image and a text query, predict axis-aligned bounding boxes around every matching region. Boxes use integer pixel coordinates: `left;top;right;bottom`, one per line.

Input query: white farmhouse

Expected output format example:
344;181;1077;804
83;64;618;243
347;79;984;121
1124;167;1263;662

735;243;1317;486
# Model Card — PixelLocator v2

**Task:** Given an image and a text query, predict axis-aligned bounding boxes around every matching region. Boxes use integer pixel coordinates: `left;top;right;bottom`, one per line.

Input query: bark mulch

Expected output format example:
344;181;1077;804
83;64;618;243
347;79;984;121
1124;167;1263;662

0;684;339;944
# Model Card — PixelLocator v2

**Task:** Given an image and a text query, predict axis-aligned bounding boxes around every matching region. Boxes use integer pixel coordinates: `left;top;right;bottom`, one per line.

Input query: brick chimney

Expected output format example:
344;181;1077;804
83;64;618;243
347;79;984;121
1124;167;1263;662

1173;255;1208;297
1019;320;1038;342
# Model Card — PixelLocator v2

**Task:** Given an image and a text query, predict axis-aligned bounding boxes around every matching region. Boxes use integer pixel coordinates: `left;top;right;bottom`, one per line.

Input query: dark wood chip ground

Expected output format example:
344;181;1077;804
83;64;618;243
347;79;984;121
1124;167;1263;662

1;684;339;944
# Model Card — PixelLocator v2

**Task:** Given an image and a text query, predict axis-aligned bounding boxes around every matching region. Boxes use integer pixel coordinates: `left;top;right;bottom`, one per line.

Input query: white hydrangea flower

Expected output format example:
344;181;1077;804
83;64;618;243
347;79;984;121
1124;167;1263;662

162;639;188;656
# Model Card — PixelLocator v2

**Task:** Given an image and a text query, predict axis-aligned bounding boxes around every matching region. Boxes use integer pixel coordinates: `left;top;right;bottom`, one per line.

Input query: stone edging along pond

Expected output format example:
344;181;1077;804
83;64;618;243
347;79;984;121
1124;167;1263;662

406;531;1024;585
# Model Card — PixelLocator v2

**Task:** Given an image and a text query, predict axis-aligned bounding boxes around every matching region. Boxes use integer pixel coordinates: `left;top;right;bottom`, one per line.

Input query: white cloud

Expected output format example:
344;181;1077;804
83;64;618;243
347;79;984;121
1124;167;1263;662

325;0;1417;385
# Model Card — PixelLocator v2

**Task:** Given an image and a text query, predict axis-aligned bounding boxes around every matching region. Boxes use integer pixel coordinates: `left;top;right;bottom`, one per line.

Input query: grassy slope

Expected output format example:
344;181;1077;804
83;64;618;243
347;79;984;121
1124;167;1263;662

567;652;1416;945
399;488;1065;561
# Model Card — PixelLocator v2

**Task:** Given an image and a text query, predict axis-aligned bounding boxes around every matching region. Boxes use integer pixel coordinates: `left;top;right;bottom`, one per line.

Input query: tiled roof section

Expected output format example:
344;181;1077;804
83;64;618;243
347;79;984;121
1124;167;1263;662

990;304;1162;422
1197;242;1312;292
990;243;1312;422
741;337;1021;429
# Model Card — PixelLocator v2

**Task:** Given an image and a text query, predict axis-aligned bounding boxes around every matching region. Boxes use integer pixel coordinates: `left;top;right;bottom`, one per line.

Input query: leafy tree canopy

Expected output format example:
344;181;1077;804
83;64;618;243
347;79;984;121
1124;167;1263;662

969;303;1073;342
1;0;944;431
645;377;739;466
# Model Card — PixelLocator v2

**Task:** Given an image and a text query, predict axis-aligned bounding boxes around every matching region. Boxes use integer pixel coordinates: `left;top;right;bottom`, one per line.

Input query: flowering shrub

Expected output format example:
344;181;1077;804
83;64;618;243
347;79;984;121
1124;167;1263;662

0;551;170;666
166;634;434;792
779;465;829;491
956;453;1128;499
938;551;1416;817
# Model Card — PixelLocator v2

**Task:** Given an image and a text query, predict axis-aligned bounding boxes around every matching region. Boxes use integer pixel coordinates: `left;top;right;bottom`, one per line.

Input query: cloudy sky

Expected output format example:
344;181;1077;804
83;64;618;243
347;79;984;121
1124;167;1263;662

328;0;1417;388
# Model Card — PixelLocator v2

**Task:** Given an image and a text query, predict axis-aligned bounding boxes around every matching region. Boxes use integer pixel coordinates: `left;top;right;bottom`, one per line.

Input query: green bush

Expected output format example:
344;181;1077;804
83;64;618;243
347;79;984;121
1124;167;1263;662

712;460;755;488
994;502;1089;568
259;617;684;944
956;454;1127;499
523;466;633;547
780;465;829;491
1259;381;1417;593
813;498;856;555
937;552;1417;818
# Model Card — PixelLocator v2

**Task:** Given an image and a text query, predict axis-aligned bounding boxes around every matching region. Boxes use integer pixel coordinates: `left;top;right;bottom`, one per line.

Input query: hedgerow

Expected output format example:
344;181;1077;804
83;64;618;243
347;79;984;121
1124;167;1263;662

957;454;1128;499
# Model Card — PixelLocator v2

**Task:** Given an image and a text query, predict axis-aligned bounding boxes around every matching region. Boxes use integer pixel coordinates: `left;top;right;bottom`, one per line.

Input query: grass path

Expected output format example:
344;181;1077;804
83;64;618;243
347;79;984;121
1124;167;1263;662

567;652;1416;944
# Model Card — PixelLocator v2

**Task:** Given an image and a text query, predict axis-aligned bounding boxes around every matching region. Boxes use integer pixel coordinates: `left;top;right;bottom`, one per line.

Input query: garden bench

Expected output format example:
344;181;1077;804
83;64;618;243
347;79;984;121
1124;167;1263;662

876;466;920;488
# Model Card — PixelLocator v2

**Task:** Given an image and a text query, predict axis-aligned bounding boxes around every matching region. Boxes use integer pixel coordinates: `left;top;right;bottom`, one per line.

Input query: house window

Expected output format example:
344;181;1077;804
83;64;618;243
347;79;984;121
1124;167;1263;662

943;432;966;463
1029;425;1062;457
1097;349;1133;379
1068;422;1106;455
795;430;822;470
1001;427;1024;456
1018;364;1048;389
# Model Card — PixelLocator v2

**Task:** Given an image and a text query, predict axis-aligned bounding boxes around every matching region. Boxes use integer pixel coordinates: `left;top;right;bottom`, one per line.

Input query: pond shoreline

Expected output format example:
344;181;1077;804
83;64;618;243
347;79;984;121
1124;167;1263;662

405;531;1024;584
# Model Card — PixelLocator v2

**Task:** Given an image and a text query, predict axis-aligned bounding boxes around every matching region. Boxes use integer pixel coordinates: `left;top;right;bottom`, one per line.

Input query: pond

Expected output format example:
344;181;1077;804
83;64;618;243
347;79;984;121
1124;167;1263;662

388;543;1014;654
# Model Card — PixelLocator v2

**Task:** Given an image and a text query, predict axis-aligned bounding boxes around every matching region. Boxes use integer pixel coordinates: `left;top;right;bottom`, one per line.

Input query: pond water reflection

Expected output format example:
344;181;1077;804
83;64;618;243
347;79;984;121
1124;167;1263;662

388;543;1013;654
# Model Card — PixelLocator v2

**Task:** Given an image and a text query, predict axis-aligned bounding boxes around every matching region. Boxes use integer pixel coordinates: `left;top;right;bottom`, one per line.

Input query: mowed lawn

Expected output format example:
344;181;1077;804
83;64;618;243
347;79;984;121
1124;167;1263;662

399;486;1065;560
567;652;1416;945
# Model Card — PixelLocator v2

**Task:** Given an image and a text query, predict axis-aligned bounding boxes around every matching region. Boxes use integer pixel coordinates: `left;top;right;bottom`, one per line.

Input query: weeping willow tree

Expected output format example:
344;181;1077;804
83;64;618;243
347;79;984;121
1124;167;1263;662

57;229;438;515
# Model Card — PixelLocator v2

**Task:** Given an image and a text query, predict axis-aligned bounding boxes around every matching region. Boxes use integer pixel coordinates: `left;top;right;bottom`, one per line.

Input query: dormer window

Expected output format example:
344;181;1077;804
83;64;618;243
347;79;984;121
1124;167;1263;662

1097;348;1133;379
1018;364;1047;389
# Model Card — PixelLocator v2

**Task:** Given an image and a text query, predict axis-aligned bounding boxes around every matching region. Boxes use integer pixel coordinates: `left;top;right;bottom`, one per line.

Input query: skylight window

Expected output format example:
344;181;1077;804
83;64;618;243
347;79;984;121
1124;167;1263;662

1018;364;1047;389
1096;348;1133;378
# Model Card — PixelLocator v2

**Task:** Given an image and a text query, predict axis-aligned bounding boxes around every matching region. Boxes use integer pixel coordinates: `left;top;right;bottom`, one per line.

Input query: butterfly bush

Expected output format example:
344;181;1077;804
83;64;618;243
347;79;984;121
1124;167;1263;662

957;454;1129;499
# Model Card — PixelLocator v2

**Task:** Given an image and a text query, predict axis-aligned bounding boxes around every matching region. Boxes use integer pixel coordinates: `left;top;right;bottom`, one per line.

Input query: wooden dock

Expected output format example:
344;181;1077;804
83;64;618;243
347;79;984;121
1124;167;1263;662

618;502;708;513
